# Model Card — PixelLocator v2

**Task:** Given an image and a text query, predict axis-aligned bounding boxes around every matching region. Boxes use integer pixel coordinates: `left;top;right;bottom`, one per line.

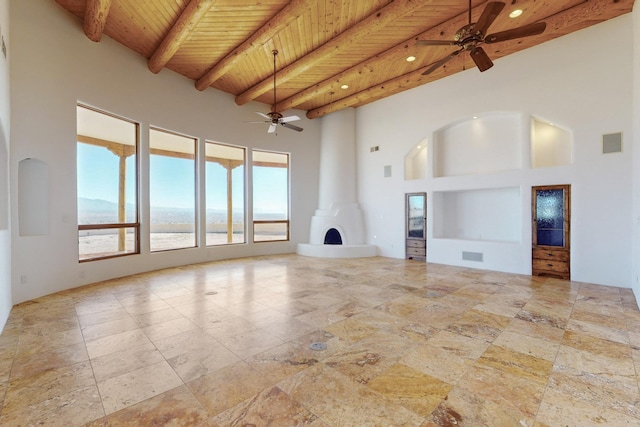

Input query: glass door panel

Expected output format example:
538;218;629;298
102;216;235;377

535;188;565;247
407;194;425;239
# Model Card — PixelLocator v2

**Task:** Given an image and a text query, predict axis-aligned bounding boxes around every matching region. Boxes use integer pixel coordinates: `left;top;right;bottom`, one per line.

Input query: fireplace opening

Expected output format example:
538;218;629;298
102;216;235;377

324;228;342;245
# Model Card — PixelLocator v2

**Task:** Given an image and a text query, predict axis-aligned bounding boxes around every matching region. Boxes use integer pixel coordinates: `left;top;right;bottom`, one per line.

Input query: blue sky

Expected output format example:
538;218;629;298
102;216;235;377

77;144;288;214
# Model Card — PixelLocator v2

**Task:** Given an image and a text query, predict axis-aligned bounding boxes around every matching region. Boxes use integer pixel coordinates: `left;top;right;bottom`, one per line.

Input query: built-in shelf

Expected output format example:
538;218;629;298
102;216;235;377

433;187;521;243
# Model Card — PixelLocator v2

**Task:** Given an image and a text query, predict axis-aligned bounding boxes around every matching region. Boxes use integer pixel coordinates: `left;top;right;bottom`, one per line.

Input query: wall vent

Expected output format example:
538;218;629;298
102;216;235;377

462;251;483;262
602;132;622;154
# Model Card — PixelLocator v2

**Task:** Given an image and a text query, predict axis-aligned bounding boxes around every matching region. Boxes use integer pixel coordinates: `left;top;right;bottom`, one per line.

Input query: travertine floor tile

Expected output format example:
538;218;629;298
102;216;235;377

279;364;425;426
2;361;95;415
85;385;208;427
0;255;639;425
208;386;320;426
0;384;103;427
367;363;452;417
97;360;183;414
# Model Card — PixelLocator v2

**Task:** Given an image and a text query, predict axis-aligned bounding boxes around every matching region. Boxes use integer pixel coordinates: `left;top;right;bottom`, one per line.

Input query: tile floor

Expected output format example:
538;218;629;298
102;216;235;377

0;254;639;426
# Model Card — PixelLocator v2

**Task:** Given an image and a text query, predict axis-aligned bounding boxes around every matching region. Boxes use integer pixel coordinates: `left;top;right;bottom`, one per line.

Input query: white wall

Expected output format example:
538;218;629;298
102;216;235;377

0;0;11;331
9;0;321;303
357;15;634;288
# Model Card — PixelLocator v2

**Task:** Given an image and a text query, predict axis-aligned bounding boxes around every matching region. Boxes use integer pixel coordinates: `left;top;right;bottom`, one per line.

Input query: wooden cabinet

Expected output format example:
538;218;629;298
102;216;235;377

532;248;569;278
406;193;426;260
532;185;570;279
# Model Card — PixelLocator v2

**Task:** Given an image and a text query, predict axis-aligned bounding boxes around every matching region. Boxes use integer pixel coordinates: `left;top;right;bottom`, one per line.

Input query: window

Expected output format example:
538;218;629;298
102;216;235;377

205;142;245;245
252;150;289;242
77;105;139;261
149;128;197;252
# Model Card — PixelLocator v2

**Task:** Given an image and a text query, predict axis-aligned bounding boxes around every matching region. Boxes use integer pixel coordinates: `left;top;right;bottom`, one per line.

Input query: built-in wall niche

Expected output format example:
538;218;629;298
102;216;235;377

531;117;572;168
0;135;7;230
18;158;49;236
433;187;521;243
404;139;427;180
434;112;520;177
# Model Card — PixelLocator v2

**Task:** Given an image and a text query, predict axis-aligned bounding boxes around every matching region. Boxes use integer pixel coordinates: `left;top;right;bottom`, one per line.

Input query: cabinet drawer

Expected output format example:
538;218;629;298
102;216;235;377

406;247;426;256
406;239;425;248
533;248;569;261
532;258;569;274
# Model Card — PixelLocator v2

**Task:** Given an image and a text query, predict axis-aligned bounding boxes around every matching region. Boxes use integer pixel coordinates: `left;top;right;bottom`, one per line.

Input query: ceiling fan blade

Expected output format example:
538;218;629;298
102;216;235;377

422;49;461;75
485;21;547;44
268;123;277;134
472;2;505;36
257;112;271;119
416;40;457;46
280;115;300;123
470;47;493;72
281;122;303;132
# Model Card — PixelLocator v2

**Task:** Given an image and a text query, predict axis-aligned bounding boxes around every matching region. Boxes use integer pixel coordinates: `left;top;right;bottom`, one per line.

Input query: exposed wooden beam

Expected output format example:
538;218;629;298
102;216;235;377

275;2;470;113
234;0;432;106
83;0;112;42
148;0;215;74
195;0;308;91
306;0;632;119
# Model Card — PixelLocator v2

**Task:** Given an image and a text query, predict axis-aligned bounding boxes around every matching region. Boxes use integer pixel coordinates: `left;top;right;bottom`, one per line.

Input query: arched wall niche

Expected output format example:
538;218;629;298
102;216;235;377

0;124;7;230
531;116;573;168
404;138;428;180
18;157;49;236
433;112;520;177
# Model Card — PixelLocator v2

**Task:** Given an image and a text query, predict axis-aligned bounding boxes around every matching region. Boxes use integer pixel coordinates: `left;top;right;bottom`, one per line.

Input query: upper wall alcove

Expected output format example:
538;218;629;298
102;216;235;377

434;112;520;177
404;138;427;180
531;117;572;168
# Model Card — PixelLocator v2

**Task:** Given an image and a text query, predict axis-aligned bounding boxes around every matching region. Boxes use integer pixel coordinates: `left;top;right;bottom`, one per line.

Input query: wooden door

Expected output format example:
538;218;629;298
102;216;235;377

532;185;570;279
406;193;426;260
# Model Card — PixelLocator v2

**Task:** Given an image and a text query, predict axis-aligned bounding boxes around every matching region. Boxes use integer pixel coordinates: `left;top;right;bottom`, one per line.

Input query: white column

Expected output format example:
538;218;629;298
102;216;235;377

318;108;356;209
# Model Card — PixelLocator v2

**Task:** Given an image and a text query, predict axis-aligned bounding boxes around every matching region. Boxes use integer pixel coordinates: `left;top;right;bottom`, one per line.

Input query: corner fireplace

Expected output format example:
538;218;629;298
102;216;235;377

297;108;376;259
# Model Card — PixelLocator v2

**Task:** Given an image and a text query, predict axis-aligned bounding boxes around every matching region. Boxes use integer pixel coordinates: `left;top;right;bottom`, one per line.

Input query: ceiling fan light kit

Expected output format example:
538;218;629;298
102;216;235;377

417;1;546;75
253;49;303;135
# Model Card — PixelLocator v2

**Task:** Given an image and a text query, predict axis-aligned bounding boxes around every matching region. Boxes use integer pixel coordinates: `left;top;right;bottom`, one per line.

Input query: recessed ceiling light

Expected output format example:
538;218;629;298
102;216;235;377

406;56;416;62
509;9;523;18
473;116;478;119
341;84;349;89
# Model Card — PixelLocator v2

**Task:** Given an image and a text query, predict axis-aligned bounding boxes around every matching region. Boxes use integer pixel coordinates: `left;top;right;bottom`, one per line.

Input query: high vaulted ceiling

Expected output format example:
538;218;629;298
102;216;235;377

54;0;634;119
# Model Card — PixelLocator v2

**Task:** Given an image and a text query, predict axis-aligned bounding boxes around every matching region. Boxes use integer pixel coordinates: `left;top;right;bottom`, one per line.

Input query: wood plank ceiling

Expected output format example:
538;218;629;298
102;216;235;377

54;0;635;119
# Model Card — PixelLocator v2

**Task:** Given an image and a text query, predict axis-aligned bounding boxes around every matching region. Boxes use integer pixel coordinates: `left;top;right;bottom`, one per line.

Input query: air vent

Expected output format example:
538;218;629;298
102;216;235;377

602;132;622;154
462;251;483;262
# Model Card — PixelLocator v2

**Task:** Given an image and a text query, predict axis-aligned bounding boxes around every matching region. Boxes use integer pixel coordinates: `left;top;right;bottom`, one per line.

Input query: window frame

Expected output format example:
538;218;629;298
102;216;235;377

251;149;290;243
205;140;247;247
77;104;140;262
148;126;199;253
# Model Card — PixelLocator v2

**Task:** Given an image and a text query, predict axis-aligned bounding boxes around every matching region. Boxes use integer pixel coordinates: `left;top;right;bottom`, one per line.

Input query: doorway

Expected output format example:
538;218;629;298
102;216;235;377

406;192;426;260
532;185;570;279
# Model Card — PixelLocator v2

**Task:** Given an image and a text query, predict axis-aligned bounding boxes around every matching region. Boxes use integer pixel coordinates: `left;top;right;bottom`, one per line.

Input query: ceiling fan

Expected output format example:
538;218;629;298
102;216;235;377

253;50;303;134
416;1;546;74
